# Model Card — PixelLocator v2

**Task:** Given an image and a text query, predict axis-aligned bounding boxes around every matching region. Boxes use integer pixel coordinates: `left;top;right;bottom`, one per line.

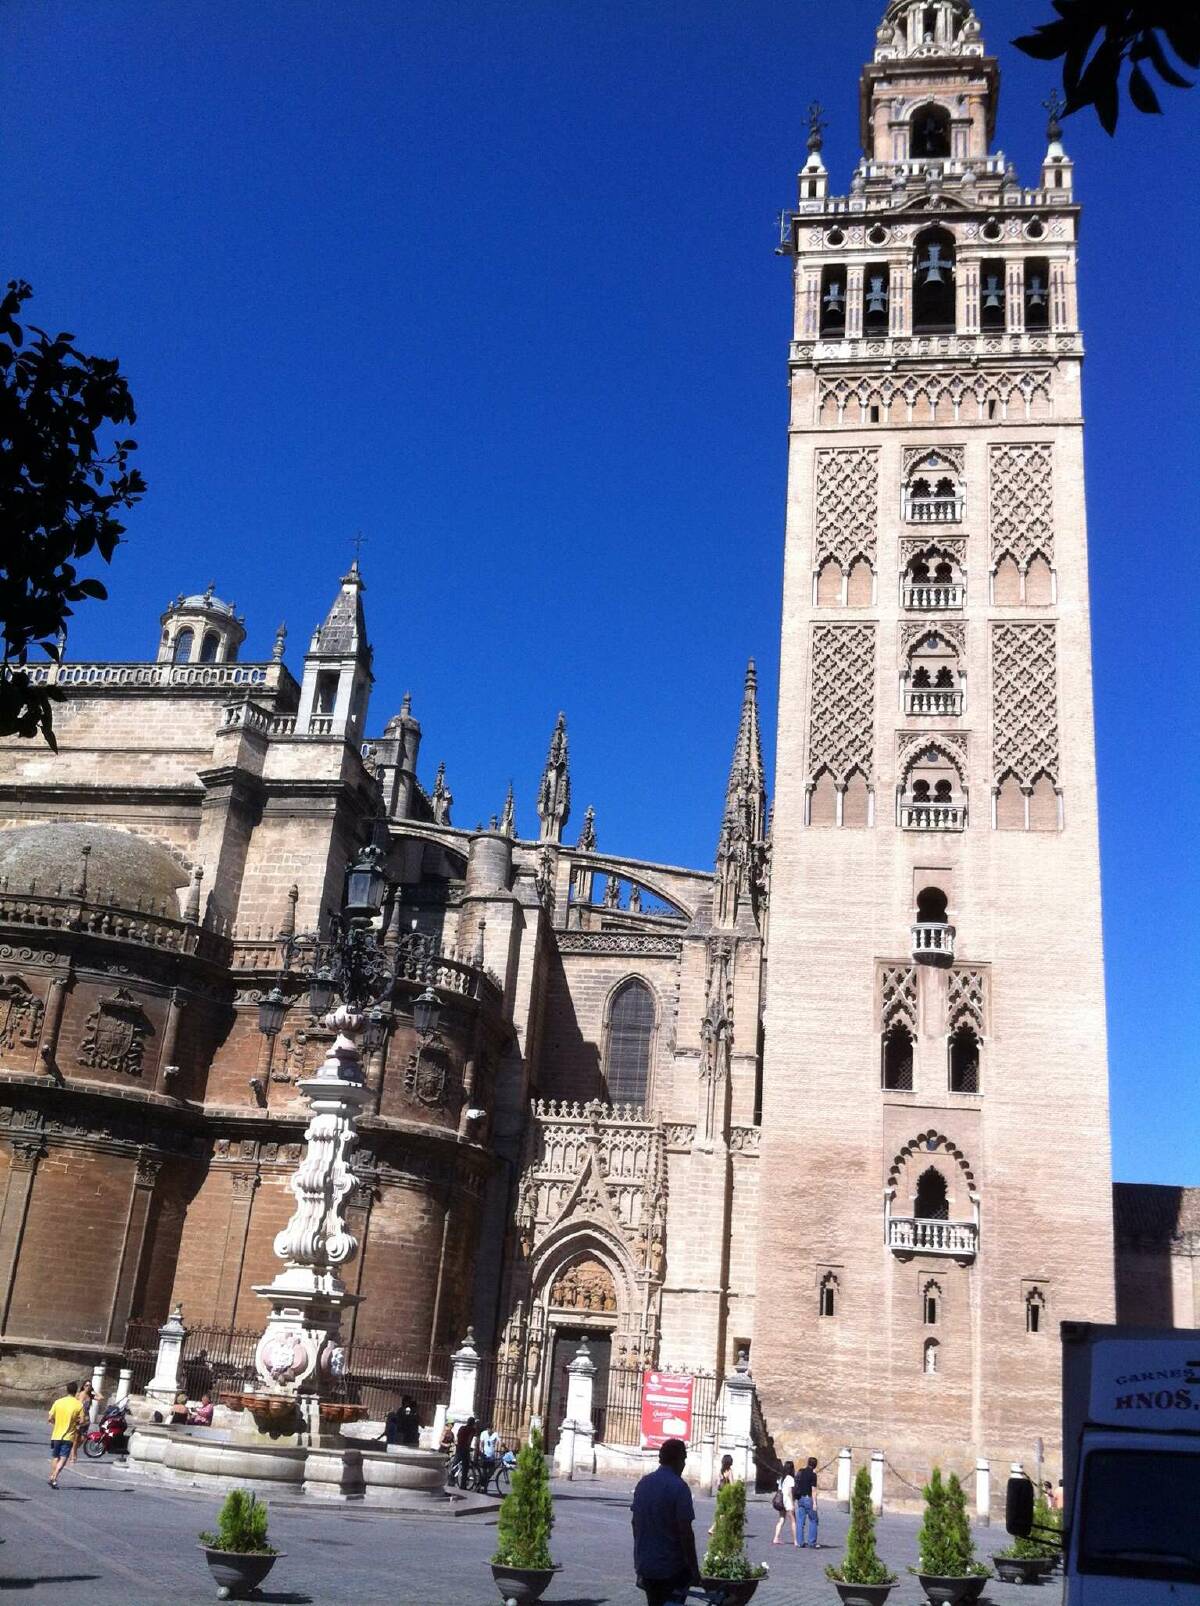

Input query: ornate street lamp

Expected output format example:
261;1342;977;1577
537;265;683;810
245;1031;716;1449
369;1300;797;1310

412;983;441;1040
257;985;287;1038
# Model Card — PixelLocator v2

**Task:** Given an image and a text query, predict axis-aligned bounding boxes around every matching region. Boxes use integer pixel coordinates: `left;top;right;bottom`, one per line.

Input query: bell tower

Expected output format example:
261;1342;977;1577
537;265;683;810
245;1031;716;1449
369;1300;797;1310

755;1;1113;1482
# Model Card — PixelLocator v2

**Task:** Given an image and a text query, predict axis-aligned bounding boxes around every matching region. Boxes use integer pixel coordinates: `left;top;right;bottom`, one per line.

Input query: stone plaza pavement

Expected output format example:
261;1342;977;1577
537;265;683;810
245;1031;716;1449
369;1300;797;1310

0;1410;1036;1604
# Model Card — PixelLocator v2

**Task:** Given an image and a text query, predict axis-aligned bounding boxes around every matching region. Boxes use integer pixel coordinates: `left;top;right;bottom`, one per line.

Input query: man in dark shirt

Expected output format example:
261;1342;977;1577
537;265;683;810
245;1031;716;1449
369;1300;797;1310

631;1438;701;1606
796;1454;820;1548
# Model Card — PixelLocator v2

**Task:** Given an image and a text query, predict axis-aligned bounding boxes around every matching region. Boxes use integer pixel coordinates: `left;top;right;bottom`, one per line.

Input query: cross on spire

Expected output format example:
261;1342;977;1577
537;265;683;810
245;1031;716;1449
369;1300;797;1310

807;100;826;153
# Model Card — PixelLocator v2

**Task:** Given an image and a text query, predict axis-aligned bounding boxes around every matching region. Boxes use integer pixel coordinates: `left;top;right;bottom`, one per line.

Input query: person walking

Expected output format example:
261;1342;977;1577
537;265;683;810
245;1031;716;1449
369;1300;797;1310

68;1382;94;1466
453;1414;477;1489
47;1381;86;1489
796;1454;820;1548
631;1438;701;1606
707;1454;735;1536
772;1458;798;1545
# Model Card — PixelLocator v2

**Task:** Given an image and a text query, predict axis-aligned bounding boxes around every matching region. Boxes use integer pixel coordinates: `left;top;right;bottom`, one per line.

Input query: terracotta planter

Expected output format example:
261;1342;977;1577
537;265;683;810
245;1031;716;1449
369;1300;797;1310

699;1577;761;1606
917;1577;975;1606
200;1545;281;1601
832;1581;894;1606
994;1556;1046;1586
318;1401;367;1423
490;1561;557;1604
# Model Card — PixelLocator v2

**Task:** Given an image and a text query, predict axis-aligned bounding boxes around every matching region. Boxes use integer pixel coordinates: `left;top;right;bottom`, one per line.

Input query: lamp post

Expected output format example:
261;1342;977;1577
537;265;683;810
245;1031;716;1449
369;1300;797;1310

246;843;421;1447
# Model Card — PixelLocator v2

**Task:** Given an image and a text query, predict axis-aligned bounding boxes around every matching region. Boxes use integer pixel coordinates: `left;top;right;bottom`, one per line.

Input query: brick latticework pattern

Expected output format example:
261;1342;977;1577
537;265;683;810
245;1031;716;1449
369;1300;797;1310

808;623;876;783
989;443;1054;567
992;622;1059;784
814;447;879;569
880;964;918;1031
947;968;987;1033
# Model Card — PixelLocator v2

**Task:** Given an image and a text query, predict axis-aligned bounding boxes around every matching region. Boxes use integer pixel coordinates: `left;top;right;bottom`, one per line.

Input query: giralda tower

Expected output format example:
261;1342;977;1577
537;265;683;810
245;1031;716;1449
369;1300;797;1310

755;0;1114;1477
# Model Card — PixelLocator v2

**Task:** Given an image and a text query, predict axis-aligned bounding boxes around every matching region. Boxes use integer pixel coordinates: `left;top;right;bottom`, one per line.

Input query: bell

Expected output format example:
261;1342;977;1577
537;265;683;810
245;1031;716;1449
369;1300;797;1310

982;275;1004;309
919;243;951;284
865;276;889;314
823;282;845;317
1026;275;1047;307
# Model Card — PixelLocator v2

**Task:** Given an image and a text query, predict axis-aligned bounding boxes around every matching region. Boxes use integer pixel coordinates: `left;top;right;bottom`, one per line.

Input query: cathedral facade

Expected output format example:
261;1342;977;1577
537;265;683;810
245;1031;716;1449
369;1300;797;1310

0;2;1163;1484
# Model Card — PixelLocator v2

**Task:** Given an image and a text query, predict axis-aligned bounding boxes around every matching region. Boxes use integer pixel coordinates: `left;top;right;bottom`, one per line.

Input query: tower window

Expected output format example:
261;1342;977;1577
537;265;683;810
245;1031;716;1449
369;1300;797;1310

911;105;950;161
923;1280;941;1325
916;886;948;926
199;631;220;663
606;978;654;1106
819;1272;838;1318
1025;257;1050;330
882;1023;914;1091
980;259;1006;330
1026;1287;1046;1333
863;263;890;333
172;628;194;663
915;1166;949;1221
820;266;847;337
949;1025;981;1093
315;672;338;715
913;228;956;332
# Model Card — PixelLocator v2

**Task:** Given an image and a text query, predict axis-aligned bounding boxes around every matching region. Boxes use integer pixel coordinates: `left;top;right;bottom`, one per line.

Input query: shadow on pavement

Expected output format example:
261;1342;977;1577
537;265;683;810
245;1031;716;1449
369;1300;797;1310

0;1576;101;1590
252;1595;314;1604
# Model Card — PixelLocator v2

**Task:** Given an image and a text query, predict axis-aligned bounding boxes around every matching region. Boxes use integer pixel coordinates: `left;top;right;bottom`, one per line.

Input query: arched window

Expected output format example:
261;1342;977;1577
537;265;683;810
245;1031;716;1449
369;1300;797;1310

916;887;948;925
1025;258;1050;329
863;264;889;333
1029;774;1059;832
315;672;338;715
809;769;837;826
923;1280;941;1325
1025;1286;1046;1334
199;630;220;663
816;558;843;607
846;557;873;607
818;1272;838;1318
606;979;654;1106
993;555;1021;605
820;266;847;337
911;104;951;160
842;769;870;828
882;1023;914;1091
996;773;1025;830
915;1166;949;1220
980;259;1006;330
172;628;194;663
1025;554;1054;605
913;227;956;332
949;1025;980;1093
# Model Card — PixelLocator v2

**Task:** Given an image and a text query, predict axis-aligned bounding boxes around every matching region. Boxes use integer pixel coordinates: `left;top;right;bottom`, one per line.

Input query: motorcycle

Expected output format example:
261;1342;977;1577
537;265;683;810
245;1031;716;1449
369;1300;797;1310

82;1404;129;1459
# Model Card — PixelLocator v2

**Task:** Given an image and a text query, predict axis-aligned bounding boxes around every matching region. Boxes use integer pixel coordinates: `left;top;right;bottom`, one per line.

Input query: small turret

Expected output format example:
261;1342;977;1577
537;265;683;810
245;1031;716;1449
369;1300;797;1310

157;583;246;664
798;102;829;206
376;692;422;818
1041;89;1074;196
295;561;373;743
715;660;770;930
536;712;571;844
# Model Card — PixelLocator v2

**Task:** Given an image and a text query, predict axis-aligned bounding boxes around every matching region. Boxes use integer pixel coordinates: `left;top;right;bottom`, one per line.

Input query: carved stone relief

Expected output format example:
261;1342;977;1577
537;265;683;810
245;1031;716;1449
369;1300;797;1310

989;443;1054;567
991;623;1059;785
814;447;879;570
78;988;149;1077
0;976;45;1052
809;623;876;784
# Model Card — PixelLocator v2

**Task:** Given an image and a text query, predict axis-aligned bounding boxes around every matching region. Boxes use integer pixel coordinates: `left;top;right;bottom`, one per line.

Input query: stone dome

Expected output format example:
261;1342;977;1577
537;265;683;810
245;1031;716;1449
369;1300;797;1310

0;823;191;910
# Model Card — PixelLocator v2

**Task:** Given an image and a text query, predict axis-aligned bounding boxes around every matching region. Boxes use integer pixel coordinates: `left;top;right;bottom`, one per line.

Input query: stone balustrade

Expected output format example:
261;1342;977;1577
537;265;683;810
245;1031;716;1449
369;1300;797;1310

904;688;963;716
0;888;227;960
887;1216;978;1257
27;661;280;691
901;802;965;832
903;582;964;610
307;714;335;735
904;495;963;523
911;921;955;960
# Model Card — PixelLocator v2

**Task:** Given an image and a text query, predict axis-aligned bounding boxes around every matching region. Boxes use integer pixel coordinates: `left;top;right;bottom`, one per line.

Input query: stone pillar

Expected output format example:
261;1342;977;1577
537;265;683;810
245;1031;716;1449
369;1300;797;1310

212;1171;260;1328
146;1306;188;1403
717;1349;755;1487
699;1432;715;1495
89;1364;107;1423
0;1137;43;1330
976;1458;991;1525
447;1327;481;1426
106;1152;161;1345
870;1449;884;1514
554;1338;596;1479
116;1367;133;1404
836;1445;853;1511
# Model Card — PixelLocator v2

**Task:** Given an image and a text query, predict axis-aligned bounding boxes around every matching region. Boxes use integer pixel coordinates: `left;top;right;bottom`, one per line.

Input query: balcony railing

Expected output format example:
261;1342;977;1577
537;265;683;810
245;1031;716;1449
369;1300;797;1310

25;660;281;690
900;802;965;832
904;494;964;524
912;920;956;960
903;583;964;610
905;688;963;717
887;1217;978;1257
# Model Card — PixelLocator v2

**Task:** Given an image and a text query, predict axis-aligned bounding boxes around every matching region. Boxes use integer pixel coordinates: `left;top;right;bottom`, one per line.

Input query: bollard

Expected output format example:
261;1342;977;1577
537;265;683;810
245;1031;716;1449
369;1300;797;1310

836;1446;852;1511
116;1367;132;1406
870;1449;884;1514
90;1364;107;1425
976;1458;991;1526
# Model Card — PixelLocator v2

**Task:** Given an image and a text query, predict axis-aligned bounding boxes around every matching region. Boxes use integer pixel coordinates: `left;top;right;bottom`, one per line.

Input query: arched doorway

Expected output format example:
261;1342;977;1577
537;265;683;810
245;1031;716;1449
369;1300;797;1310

544;1256;618;1438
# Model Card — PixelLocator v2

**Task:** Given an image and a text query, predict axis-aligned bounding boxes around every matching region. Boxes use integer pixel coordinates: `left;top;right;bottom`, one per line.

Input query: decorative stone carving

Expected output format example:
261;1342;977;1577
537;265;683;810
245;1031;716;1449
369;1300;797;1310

0;976;45;1051
818;368;1052;427
549;1256;617;1312
135;1151;162;1187
880;964;918;1033
10;1136;44;1169
808;623;876;784
78;987;149;1076
729;1125;761;1155
990;443;1054;567
556;931;682;956
663;1122;696;1149
948;967;987;1033
230;1171;260;1198
992;623;1059;785
814;447;879;570
403;1040;454;1108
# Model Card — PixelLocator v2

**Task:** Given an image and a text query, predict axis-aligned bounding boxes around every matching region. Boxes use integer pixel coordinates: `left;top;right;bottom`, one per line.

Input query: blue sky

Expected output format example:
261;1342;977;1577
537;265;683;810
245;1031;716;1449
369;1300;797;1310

5;1;1197;1184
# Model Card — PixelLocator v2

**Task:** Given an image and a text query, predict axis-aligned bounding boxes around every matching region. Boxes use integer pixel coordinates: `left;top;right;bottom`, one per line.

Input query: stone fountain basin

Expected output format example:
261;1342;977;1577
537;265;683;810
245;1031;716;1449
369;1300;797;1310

129;1424;445;1507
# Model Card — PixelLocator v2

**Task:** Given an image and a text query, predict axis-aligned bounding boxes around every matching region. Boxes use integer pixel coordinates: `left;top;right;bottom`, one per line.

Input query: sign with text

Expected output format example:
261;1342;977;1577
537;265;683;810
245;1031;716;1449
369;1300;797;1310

640;1370;694;1449
1088;1340;1200;1428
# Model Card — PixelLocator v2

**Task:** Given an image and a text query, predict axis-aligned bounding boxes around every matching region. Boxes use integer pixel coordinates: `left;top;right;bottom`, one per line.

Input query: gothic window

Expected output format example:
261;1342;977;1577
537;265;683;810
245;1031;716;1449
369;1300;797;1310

863;264;890;333
816;558;844;607
993;554;1021;605
809;768;838;826
882;1022;914;1091
924;1336;940;1374
1029;773;1059;831
842;769;870;827
199;630;220;663
1025;1286;1047;1333
605;979;654;1106
980;259;1006;330
913;228;956;331
903;450;963;523
1025;553;1054;605
820;266;847;337
1025;258;1050;330
948;1025;980;1093
911;103;951;160
172;628;194;663
846;556;873;607
901;744;965;830
915;1167;950;1221
923;1280;942;1325
996;772;1024;829
819;1272;838;1318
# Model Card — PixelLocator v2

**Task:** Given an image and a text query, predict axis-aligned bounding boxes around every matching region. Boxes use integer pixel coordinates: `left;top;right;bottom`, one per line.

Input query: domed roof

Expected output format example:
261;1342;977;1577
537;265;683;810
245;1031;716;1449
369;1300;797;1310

0;823;191;909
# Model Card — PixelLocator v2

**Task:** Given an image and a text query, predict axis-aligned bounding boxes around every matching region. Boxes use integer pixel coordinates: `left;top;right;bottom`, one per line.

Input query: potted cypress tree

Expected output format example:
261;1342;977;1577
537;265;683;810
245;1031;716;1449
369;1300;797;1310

198;1488;281;1600
700;1477;769;1606
915;1468;976;1606
944;1471;990;1601
825;1466;896;1604
994;1488;1059;1585
491;1428;559;1605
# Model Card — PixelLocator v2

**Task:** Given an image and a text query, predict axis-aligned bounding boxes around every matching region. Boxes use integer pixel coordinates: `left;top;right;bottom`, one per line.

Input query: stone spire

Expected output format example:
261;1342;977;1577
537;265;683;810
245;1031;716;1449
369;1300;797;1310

499;782;516;839
431;762;453;825
536;712;571;843
715;661;769;930
577;805;597;853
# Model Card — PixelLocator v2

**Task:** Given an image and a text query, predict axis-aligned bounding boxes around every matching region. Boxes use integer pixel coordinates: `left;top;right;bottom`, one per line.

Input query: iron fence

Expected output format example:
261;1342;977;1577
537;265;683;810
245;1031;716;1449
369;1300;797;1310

599;1365;644;1445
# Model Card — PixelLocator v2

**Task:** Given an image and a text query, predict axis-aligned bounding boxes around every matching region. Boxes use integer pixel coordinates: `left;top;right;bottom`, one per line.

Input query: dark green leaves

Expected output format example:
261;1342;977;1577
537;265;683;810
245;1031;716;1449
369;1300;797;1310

1014;2;1195;135
0;280;145;747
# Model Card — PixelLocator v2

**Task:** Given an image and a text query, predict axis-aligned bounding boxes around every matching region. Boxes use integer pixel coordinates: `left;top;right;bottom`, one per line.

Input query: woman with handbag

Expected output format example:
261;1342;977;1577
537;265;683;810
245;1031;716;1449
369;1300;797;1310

771;1458;798;1545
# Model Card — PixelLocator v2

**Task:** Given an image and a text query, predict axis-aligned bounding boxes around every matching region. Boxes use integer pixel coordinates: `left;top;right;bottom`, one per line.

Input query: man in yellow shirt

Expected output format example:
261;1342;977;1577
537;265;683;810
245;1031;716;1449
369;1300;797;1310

47;1381;86;1488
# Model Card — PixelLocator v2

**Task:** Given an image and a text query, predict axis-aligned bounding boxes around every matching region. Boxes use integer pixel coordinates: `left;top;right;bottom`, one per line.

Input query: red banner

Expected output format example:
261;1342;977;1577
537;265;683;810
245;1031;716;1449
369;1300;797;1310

640;1370;694;1449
